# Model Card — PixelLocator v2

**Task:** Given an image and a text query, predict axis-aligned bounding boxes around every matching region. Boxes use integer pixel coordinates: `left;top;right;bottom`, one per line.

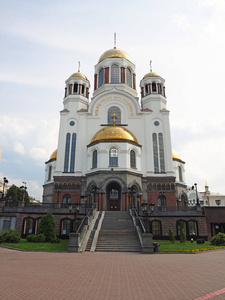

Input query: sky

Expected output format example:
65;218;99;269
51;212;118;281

0;0;225;200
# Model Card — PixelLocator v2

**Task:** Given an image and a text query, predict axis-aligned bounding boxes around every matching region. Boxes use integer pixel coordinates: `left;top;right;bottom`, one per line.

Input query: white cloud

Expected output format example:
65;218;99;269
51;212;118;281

14;142;25;154
172;13;189;30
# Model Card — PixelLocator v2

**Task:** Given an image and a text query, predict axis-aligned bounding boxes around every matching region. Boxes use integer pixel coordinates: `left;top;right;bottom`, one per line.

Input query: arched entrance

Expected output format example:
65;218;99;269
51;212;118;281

106;182;121;211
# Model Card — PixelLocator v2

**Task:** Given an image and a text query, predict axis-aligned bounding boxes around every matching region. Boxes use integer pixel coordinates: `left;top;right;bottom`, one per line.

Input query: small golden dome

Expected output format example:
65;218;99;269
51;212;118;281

70;71;87;80
90;126;138;144
172;149;182;161
98;48;132;63
49;149;57;160
143;72;159;79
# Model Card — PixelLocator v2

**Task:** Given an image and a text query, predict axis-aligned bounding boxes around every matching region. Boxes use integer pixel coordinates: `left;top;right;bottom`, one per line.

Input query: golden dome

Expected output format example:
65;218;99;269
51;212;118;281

98;48;132;63
172;149;182;161
143;72;159;79
69;71;87;80
90;126;138;144
49;149;57;160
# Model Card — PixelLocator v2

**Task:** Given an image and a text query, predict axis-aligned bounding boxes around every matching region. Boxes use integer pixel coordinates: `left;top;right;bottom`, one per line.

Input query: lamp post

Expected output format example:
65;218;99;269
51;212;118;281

1;177;8;200
192;183;200;206
69;202;81;232
215;199;221;206
141;201;155;233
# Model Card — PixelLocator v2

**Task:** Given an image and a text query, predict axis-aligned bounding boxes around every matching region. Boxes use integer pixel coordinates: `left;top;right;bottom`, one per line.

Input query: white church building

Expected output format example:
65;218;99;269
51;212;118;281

43;45;187;211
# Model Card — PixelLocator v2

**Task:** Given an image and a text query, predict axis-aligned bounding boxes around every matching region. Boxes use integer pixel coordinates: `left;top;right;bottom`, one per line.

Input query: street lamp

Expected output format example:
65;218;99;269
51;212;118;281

69;202;81;232
1;177;8;200
192;183;200;206
141;201;155;233
215;199;221;206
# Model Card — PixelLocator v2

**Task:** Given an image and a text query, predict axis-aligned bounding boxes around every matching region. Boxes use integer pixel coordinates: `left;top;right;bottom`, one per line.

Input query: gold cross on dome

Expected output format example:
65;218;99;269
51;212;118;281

111;113;118;126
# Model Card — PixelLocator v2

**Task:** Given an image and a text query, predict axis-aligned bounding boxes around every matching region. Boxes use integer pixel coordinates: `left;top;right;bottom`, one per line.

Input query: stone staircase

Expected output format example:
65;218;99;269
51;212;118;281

95;211;141;252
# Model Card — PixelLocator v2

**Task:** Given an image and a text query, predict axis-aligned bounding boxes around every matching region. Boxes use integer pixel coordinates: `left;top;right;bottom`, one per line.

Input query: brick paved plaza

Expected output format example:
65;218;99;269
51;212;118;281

1;248;225;300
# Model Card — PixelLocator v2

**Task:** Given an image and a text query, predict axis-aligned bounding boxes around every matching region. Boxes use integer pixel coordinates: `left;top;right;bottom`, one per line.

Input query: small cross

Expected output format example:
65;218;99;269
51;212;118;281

78;61;80;72
111;113;118;126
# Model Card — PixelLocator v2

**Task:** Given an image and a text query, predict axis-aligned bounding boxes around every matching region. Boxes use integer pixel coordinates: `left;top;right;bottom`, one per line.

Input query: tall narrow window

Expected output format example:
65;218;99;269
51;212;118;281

130;150;136;168
92;150;97;168
81;85;85;95
48;166;52;181
179;166;183;182
151;220;161;236
99;68;104;87
152;133;159;172
145;84;149;95
73;83;78;94
109;148;118;166
126;68;132;87
70;133;76;172
152;82;157;92
158;133;165;172
64;133;71;172
111;64;119;83
108;106;121;125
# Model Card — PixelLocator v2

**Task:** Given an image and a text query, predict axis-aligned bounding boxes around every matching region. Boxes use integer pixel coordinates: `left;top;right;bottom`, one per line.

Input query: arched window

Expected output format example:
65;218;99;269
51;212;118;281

98;68;104;87
70;133;76;172
126;68;132;87
152;82;157;92
109;148;118;166
73;83;78;94
152;133;159;172
64;133;71;172
188;220;198;236
179;166;183;182
158;193;166;207
61;218;72;235
62;194;71;204
111;64;119;83
48;166;52;181
108;106;121;125
158;133;165;172
151;220;162;236
92;150;97;168
23;217;34;235
130;150;136;168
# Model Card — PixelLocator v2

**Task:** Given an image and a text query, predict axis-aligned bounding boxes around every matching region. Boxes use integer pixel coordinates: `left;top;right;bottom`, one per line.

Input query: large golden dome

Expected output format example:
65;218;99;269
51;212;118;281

98;48;132;63
90;126;138;144
69;71;87;80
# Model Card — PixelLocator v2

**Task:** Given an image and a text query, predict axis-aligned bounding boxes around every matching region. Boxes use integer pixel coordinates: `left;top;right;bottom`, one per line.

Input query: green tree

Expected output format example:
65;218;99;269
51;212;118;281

180;221;186;243
38;212;56;242
5;184;29;204
169;228;175;243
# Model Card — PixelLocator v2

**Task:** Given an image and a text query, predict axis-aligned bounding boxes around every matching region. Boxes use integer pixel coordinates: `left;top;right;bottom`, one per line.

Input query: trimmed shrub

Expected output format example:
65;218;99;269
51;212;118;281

196;238;205;244
169;228;175;243
0;229;21;243
26;234;35;242
32;234;46;243
210;232;225;246
50;235;60;243
38;212;55;242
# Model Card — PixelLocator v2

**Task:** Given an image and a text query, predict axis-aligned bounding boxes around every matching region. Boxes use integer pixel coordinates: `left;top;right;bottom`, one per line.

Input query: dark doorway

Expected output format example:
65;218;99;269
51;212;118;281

106;182;121;211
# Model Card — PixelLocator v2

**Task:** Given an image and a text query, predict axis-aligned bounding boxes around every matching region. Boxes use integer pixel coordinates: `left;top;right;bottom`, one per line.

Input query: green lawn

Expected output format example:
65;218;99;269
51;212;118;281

1;239;225;253
0;239;69;251
155;240;225;253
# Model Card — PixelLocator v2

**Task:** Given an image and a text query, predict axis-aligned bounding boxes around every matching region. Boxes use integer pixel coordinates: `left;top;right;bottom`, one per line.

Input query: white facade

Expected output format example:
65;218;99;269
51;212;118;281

43;47;186;208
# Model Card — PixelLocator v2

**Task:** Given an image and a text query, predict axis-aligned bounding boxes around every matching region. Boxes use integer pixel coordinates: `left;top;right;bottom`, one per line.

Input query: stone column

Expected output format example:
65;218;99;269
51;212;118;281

142;233;154;254
68;233;80;252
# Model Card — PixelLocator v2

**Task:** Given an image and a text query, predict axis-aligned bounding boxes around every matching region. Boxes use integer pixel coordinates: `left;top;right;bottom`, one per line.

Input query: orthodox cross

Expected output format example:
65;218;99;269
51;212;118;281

78;61;80;72
114;32;117;49
150;60;152;72
111;112;118;126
